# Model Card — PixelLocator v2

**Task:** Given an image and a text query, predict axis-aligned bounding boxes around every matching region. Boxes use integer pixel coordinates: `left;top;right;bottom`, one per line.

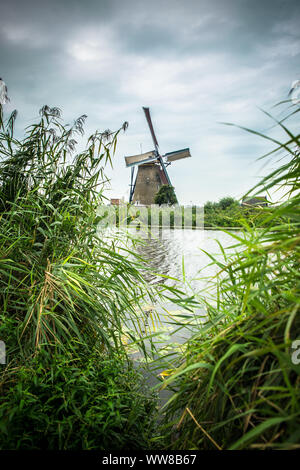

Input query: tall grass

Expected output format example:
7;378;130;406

0;104;158;359
0;104;162;449
1;97;299;450
161;104;300;449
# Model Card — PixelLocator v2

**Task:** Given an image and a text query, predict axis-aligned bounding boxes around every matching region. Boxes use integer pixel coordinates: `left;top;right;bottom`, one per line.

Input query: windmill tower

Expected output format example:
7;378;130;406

124;107;191;205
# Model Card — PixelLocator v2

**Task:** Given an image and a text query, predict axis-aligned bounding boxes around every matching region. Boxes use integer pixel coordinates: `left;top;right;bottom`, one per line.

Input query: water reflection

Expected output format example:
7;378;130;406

130;228;235;290
100;226;239;347
125;228;240;404
125;228;238;348
134;229;181;285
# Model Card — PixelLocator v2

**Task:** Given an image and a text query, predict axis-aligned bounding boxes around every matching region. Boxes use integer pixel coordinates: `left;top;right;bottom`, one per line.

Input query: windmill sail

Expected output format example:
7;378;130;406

160;160;171;186
165;148;191;162
143;107;159;149
158;167;169;185
125;150;157;167
142;107;172;185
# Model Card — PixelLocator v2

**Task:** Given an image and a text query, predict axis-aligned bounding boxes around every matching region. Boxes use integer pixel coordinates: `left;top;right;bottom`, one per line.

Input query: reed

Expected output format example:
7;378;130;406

162;103;300;450
0;104;160;449
0;105;158;359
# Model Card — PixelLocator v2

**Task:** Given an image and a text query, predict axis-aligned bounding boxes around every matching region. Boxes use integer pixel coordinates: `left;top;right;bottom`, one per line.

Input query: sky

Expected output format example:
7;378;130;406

0;0;299;205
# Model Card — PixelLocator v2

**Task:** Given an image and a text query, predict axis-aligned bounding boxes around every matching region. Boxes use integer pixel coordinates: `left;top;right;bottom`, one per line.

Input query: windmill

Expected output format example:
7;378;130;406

124;107;191;205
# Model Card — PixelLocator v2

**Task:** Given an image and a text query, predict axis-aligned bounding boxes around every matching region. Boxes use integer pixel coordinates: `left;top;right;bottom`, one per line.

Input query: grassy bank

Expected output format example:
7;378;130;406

160;104;300;449
0;104;163;449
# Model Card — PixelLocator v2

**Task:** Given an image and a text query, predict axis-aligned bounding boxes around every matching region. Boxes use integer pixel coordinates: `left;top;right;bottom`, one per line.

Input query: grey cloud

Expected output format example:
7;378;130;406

0;0;299;204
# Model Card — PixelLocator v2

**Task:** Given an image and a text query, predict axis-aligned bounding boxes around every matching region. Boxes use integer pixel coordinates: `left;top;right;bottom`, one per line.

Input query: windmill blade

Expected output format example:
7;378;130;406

158;167;170;185
141;107;173;184
165;148;191;163
129;166;136;202
124;150;157;167
158;157;172;186
143;107;159;150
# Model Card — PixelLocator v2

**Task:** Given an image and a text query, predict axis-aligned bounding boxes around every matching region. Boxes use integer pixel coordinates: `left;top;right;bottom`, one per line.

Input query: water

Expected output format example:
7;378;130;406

132;228;235;288
120;229;239;401
115;228;239;344
102;227;240;405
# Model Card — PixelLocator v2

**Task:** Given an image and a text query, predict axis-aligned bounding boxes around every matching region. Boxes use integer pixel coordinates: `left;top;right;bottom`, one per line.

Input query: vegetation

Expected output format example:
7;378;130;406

0;104;160;449
0;349;157;450
203;196;283;228
113;196;280;231
204;196;242;227
161;104;300;449
0;93;299;451
113;204;201;229
154;184;178;206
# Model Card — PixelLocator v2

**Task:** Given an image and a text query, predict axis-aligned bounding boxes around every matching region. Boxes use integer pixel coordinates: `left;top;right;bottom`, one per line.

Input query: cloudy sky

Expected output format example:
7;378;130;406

1;0;299;204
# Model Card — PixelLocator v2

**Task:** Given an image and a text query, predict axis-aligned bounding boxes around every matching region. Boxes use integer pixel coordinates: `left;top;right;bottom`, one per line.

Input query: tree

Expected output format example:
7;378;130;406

154;185;177;206
218;197;237;210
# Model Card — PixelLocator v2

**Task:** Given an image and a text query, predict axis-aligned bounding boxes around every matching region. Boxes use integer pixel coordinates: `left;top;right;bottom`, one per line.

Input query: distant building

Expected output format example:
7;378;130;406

110;198;121;206
241;196;268;207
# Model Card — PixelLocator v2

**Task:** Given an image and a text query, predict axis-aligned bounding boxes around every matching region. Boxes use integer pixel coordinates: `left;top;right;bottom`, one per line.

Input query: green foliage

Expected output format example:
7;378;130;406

0;105;154;359
204;197;240;227
154;185;178;206
163;104;300;449
203;196;286;228
1;94;299;451
0;349;158;450
0;103;160;449
218;196;237;210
